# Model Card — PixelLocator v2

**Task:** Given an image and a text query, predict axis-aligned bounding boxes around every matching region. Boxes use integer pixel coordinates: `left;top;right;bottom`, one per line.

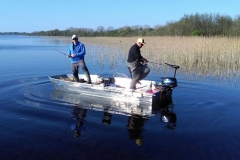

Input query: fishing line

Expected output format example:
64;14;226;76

97;63;129;79
53;49;71;67
108;66;123;73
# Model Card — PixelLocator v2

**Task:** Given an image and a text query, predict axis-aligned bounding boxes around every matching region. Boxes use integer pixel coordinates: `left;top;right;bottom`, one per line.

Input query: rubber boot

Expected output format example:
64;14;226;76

84;68;91;84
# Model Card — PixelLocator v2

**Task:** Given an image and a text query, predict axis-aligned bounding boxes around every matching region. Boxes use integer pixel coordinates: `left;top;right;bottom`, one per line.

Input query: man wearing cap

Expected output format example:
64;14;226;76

127;38;150;90
68;34;91;84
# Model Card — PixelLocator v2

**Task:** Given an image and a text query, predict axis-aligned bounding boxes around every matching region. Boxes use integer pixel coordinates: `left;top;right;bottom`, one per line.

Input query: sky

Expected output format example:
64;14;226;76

1;0;240;33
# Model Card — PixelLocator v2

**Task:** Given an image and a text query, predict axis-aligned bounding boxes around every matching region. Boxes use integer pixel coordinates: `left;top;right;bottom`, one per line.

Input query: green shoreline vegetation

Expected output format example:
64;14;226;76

2;13;240;37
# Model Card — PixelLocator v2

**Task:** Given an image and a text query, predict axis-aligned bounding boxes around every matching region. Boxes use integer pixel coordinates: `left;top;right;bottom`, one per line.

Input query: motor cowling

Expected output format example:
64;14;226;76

161;77;177;88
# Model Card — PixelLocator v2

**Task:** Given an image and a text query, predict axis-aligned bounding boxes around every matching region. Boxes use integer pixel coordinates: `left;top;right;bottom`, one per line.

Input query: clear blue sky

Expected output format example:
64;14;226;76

1;0;239;33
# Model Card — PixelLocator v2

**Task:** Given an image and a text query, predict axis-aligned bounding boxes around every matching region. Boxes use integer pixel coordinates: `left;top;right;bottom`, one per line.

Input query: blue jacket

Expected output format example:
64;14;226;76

68;41;86;63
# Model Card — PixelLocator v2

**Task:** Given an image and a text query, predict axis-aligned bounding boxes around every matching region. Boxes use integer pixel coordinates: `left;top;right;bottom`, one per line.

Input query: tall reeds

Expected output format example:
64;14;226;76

75;36;240;80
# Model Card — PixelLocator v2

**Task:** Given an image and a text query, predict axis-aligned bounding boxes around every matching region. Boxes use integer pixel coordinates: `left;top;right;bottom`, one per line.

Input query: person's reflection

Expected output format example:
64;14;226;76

126;114;149;146
153;100;177;130
102;108;112;125
72;104;87;138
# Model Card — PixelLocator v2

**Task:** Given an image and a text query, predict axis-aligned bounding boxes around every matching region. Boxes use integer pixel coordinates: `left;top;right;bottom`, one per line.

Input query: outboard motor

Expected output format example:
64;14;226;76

161;77;177;101
161;63;179;88
154;63;180;102
161;77;177;88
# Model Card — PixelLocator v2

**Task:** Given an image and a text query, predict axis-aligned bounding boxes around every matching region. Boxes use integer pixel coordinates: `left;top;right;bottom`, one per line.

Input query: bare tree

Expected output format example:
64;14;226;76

96;26;105;32
142;25;150;30
130;25;140;30
106;26;114;31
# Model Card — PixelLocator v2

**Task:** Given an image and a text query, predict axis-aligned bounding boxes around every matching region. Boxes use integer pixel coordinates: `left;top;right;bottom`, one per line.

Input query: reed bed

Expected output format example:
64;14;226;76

144;36;240;79
52;36;240;80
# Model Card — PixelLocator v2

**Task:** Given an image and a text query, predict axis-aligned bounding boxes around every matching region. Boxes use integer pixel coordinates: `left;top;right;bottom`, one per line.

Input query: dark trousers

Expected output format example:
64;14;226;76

71;60;91;83
127;61;150;89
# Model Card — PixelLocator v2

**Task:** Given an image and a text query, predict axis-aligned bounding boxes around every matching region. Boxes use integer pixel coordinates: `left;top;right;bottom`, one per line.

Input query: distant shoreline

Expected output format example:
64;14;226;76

41;36;70;44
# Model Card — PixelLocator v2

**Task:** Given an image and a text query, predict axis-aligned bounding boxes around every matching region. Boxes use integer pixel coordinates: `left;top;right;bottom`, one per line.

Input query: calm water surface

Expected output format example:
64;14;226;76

0;35;240;160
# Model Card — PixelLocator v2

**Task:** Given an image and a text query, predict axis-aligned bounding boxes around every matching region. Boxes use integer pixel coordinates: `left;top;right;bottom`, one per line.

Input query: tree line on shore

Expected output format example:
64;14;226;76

2;13;240;37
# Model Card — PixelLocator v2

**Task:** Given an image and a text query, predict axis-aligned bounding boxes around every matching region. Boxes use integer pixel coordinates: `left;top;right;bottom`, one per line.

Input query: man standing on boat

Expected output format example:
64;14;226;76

68;35;91;84
127;38;150;90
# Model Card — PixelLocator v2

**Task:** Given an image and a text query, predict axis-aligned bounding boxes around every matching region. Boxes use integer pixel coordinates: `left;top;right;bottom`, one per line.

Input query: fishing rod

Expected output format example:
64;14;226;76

148;61;180;78
54;49;69;57
148;61;180;69
164;63;180;78
165;63;180;69
148;61;165;65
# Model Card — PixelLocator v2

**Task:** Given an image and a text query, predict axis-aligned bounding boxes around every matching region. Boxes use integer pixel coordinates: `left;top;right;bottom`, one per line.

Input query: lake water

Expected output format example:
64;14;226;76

1;35;240;160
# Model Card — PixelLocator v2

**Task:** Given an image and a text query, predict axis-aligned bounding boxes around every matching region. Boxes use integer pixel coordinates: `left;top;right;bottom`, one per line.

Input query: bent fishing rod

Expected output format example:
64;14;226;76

148;61;180;69
109;61;180;74
54;49;70;57
148;61;180;78
148;61;165;65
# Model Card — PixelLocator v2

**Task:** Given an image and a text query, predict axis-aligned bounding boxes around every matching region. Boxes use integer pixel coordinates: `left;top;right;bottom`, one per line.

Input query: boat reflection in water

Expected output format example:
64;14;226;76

126;100;177;146
51;89;177;143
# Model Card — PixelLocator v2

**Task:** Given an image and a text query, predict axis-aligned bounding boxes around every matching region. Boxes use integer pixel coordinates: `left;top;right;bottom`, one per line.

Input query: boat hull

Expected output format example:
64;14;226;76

51;89;154;117
49;74;172;105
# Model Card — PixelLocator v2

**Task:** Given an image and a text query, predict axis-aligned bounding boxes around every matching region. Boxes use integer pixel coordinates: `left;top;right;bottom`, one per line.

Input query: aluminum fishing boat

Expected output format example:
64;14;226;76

49;63;180;106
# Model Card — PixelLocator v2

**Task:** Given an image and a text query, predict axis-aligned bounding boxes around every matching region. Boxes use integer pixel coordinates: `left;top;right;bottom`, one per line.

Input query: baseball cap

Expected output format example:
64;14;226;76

137;38;145;45
72;34;78;40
